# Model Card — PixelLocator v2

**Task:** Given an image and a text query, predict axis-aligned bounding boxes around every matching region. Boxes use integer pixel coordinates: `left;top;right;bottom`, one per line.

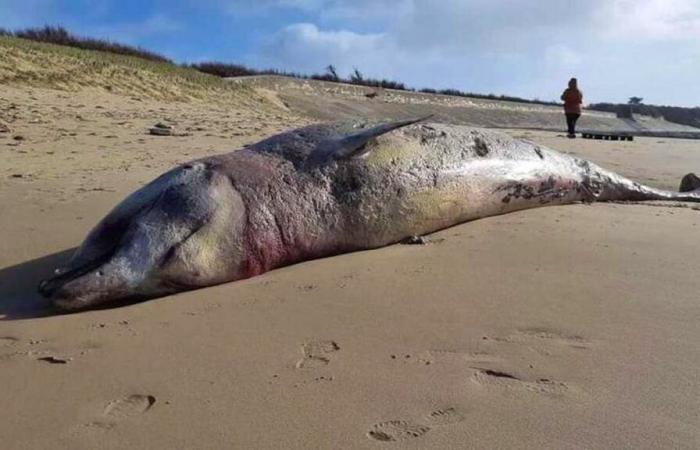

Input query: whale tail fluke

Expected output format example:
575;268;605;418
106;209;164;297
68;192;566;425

593;168;700;203
679;173;700;193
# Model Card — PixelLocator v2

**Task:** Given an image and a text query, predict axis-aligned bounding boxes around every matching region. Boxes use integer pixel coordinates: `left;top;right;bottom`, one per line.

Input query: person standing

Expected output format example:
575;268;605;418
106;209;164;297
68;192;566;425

561;78;583;138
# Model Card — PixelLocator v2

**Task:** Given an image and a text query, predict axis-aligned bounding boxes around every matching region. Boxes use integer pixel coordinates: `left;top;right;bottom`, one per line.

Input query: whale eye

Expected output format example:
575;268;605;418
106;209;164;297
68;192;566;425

182;162;205;171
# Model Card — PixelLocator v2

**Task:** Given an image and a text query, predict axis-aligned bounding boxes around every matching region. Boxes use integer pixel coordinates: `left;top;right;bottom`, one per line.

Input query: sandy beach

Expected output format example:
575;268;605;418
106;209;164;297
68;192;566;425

2;39;700;449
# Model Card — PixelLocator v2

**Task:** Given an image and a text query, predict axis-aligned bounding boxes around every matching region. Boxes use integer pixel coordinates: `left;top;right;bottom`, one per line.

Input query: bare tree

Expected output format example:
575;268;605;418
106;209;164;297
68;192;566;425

350;67;364;84
325;64;339;81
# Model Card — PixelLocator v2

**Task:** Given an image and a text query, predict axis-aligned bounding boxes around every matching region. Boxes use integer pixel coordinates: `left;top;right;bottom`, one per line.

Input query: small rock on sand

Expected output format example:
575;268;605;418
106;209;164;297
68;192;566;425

149;122;174;136
401;235;429;245
149;127;172;136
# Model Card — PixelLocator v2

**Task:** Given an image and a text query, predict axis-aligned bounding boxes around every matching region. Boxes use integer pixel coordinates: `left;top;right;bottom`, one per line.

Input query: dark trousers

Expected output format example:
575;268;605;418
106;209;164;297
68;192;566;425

566;113;580;135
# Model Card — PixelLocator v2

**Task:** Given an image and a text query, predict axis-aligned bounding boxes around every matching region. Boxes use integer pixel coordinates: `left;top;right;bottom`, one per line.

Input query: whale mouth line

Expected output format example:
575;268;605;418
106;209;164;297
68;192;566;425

52;291;153;312
37;249;116;299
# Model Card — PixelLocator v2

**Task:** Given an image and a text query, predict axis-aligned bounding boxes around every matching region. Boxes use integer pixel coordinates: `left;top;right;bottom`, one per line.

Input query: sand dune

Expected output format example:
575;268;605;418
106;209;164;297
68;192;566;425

1;38;700;449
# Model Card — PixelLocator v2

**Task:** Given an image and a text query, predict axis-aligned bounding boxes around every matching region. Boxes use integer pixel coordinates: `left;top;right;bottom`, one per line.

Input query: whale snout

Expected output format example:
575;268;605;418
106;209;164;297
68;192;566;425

48;284;95;311
39;278;95;311
38;263;137;311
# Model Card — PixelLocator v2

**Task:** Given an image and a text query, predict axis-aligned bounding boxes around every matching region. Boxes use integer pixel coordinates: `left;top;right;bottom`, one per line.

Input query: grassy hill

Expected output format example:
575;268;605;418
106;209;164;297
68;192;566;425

0;35;252;103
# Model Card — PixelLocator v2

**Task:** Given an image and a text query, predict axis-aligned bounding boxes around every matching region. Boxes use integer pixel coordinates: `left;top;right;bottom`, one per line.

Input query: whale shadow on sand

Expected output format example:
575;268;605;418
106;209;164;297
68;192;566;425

0;248;184;320
0;249;75;320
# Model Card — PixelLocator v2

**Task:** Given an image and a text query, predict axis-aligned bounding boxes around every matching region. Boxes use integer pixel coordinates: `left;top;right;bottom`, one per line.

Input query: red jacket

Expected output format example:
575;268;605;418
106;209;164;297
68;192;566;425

561;88;583;114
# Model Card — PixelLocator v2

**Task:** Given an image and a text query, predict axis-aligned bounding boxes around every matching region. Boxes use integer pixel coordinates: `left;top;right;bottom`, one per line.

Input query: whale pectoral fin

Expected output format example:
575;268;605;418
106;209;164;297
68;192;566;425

679;173;700;192
311;116;432;164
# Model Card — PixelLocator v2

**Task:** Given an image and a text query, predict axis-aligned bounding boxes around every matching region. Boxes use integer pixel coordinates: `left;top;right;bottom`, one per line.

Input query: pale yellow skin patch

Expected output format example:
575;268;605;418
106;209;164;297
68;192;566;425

363;134;423;169
159;173;246;287
346;125;593;245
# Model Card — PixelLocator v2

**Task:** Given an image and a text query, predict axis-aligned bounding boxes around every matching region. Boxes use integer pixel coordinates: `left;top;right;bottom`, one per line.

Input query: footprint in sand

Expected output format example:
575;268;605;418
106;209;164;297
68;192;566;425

0;337;22;361
80;395;156;432
424;407;466;426
295;340;340;369
0;338;67;362
103;394;156;419
367;407;466;442
470;368;569;397
0;336;20;347
367;421;431;442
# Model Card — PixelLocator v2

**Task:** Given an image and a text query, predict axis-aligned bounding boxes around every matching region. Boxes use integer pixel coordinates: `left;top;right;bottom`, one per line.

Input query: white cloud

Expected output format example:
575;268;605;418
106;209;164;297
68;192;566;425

252;23;391;75
597;0;700;40
544;45;583;68
244;0;700;105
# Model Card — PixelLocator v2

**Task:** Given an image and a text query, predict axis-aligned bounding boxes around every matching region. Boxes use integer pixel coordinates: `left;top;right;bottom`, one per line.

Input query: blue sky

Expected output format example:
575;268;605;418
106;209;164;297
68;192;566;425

2;0;699;106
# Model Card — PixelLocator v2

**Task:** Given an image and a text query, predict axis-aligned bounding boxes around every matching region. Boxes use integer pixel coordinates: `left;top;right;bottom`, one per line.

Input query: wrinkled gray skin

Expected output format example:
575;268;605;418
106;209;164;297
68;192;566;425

39;119;700;310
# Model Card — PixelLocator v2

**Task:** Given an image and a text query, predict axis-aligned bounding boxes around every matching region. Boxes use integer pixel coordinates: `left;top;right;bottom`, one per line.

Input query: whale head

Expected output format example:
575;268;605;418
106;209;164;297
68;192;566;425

39;162;247;311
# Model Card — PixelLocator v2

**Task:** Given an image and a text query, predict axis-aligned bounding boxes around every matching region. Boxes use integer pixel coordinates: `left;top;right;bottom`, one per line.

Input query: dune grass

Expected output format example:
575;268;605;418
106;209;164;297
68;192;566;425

1;25;172;63
0;35;250;102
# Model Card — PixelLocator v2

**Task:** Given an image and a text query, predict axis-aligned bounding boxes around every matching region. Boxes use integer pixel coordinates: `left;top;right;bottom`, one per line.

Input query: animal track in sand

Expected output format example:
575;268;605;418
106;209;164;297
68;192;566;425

295;340;340;369
470;368;570;397
103;395;156;419
367;421;430;442
424;407;466;426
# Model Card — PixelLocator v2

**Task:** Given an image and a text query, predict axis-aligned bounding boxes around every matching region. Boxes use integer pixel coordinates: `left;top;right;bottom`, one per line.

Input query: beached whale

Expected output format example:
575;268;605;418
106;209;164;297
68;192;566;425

39;119;700;310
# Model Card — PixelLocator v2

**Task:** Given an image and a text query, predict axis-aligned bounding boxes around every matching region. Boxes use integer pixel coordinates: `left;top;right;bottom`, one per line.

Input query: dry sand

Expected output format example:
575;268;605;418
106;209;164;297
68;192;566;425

2;46;700;449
